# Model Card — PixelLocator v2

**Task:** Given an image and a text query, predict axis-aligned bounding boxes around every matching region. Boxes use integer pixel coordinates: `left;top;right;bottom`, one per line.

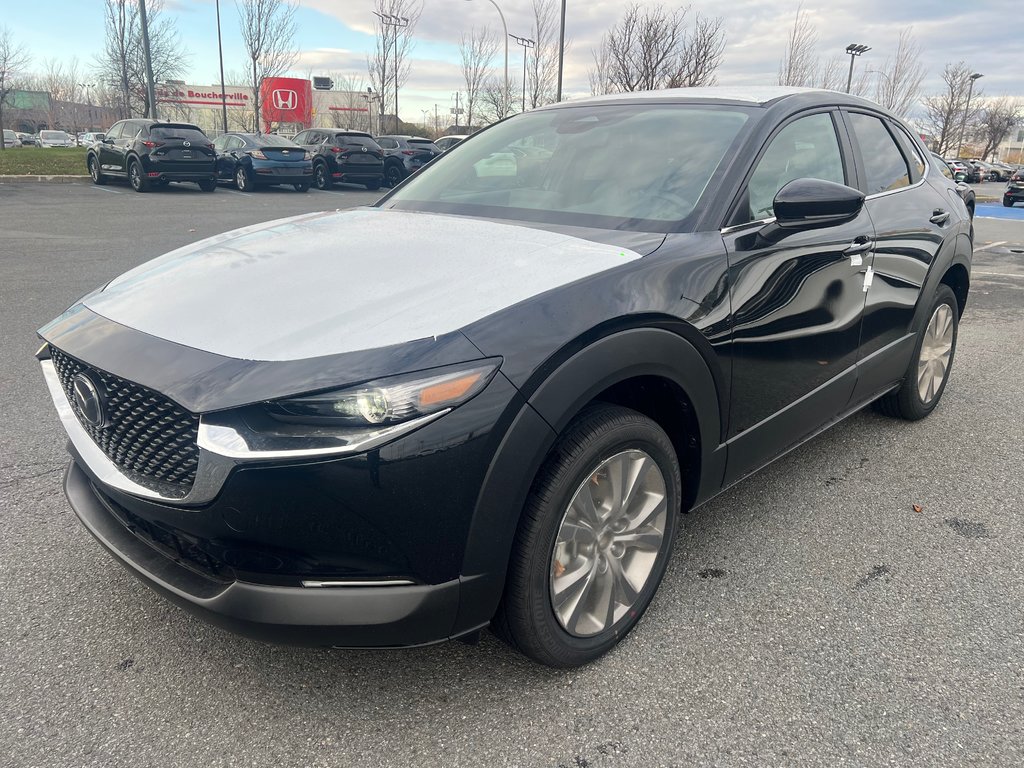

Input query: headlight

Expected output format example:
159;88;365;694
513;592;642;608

265;360;501;427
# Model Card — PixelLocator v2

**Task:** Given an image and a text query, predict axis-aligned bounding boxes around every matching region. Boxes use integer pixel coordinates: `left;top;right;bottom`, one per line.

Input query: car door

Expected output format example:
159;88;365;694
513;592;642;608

212;134;232;180
99;122;123;172
113;121;139;173
842;111;960;402
721;109;875;484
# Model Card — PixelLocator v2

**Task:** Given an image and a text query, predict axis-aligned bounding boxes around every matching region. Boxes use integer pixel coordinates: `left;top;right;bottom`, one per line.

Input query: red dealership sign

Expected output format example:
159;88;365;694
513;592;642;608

260;77;312;130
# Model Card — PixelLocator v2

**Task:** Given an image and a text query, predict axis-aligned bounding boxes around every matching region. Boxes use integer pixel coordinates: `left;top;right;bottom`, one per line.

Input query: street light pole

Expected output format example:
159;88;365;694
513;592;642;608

138;0;159;119
957;72;983;158
556;0;566;101
467;0;508;114
510;34;535;113
215;0;229;134
374;11;409;132
844;43;870;94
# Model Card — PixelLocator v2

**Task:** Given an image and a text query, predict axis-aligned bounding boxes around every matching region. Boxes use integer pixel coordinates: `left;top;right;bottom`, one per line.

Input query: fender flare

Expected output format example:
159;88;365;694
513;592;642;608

914;231;972;332
452;327;724;635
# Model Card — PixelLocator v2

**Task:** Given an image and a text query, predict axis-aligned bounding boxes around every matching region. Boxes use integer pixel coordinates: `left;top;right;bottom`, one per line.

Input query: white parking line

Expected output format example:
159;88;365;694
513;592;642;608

89;185;123;194
975;240;1007;252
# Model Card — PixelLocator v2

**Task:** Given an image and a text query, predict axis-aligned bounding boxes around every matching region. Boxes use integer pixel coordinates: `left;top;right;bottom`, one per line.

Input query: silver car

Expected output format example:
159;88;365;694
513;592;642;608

39;130;75;148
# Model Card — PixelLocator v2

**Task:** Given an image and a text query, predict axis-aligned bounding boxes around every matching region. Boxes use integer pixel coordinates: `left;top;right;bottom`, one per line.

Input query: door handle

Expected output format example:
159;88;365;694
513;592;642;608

843;236;873;266
930;209;950;225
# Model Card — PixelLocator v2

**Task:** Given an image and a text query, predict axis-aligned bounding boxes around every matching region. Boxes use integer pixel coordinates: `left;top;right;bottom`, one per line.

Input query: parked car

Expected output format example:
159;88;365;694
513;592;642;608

291;128;384;191
986;161;1014;182
966;159;1001;182
932;153;975;219
37;87;972;667
375;134;442;186
212;132;314;192
2;129;20;148
39;130;75;148
22;133;40;147
79;132;106;146
87;120;217;192
1004;169;1024;207
948;159;981;183
435;134;469;151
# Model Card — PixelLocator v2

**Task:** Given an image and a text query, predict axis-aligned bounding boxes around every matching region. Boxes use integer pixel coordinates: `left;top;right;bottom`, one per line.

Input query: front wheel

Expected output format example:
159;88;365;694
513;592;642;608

492;404;681;667
293;182;310;192
88;155;106;185
365;179;382;191
876;284;959;420
1004;198;1015;208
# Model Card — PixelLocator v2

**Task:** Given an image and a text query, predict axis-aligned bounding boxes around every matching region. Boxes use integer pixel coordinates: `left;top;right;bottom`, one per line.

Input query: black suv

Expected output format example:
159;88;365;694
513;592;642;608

87;120;217;193
291;129;384;190
375;135;442;186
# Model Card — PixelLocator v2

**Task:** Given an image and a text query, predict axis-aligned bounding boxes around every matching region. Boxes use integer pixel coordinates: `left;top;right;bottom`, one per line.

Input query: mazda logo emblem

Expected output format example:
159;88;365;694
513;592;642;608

71;373;106;428
361;146;367;152
183;140;191;147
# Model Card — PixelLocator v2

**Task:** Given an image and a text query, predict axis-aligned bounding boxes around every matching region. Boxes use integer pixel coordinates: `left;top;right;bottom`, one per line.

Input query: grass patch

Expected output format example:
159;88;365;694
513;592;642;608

0;146;89;176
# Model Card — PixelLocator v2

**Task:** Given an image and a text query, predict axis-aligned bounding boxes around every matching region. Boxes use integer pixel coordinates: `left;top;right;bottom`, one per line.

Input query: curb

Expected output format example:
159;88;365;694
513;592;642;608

0;175;90;183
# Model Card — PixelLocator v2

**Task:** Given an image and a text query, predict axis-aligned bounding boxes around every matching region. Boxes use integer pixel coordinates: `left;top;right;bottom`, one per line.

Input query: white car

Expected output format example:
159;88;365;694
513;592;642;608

2;129;20;148
79;132;106;145
39;130;75;148
435;134;468;151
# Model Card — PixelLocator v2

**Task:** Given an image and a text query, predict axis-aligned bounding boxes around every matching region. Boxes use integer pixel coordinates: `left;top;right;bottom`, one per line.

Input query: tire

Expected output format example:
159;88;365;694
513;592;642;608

1004;198;1014;208
875;284;959;421
234;166;253;192
198;178;217;192
492;404;682;667
293;182;310;192
128;159;149;193
87;155;106;185
365;179;382;191
384;163;404;188
314;163;332;190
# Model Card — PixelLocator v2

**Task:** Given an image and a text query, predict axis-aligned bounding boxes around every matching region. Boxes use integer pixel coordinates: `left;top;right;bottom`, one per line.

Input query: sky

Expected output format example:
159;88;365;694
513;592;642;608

3;0;1020;124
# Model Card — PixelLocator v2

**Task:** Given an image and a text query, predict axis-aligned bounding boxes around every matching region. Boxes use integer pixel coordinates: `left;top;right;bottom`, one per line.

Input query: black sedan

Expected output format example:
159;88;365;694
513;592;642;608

212;133;314;192
38;88;972;667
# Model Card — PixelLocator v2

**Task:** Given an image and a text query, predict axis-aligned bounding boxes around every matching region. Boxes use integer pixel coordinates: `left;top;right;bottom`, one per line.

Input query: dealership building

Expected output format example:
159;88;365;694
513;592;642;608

155;79;373;135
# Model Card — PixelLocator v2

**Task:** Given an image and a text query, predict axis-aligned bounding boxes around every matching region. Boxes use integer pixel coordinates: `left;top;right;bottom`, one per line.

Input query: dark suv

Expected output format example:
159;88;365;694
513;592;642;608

87;120;217;193
375;135;442;186
1005;168;1024;207
291;129;384;191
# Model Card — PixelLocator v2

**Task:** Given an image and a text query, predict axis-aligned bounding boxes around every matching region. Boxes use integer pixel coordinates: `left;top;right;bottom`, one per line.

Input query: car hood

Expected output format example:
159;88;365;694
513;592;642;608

80;208;646;362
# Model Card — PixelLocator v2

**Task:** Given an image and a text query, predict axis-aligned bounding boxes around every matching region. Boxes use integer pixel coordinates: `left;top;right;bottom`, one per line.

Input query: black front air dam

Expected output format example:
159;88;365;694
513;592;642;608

64;461;462;648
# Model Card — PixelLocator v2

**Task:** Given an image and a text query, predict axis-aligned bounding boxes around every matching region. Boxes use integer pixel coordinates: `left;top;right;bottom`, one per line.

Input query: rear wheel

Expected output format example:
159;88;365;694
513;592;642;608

198;178;217;192
293;182;310;192
234;166;253;192
314;163;332;190
493;404;681;667
876;284;959;421
128;159;149;193
1004;198;1015;208
384;163;404;188
88;155;106;185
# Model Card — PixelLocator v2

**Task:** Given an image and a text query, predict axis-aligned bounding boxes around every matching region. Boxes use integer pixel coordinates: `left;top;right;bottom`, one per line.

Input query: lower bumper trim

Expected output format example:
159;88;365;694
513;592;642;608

65;460;462;647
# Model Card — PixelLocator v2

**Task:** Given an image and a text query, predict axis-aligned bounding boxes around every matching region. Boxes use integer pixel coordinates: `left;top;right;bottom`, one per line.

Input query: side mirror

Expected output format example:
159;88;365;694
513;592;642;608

773;178;865;230
102;137;114;145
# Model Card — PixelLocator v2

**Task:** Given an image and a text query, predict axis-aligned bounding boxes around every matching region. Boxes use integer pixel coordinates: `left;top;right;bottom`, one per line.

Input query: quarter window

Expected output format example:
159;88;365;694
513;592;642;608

848;113;911;194
745;112;845;222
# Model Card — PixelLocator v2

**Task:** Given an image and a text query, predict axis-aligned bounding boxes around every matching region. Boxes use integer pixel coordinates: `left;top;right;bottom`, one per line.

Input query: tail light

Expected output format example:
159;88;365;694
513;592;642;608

401;149;417;155
141;140;164;148
248;149;267;160
330;146;344;153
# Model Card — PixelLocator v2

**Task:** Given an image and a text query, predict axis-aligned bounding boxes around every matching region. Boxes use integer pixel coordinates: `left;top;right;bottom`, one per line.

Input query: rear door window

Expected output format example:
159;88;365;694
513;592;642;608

847;113;911;194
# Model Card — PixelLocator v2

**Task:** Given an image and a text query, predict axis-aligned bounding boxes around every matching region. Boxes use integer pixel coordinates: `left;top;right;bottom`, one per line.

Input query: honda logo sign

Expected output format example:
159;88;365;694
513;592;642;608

272;89;298;111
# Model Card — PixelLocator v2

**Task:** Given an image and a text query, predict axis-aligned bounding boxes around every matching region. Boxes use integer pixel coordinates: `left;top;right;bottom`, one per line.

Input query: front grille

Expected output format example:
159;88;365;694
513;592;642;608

50;347;200;494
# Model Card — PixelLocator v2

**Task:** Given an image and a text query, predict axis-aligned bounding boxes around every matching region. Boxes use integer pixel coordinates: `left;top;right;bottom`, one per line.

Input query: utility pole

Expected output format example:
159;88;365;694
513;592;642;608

138;0;159;119
434;103;439;135
957;72;984;157
555;0;566;101
374;12;409;132
510;34;535;113
215;0;228;134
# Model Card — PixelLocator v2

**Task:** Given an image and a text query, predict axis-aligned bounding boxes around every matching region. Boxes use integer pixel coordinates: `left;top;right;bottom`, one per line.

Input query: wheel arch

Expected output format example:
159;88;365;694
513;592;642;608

452;326;726;636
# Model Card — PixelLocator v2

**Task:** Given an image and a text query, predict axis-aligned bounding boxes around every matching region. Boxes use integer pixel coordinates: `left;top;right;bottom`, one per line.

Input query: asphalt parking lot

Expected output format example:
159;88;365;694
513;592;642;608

2;182;1023;767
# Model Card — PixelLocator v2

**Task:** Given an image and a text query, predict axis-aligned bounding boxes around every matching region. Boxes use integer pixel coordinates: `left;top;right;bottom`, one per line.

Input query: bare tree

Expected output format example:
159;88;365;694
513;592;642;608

924;62;984;156
480;72;519;123
872;28;926;118
591;3;725;94
666;13;725;88
976;98;1023;161
778;3;817;87
96;0;188;119
459;26;498;128
0;27;31;149
237;0;298;132
589;41;614;96
367;0;421;131
326;72;371;132
526;0;559;108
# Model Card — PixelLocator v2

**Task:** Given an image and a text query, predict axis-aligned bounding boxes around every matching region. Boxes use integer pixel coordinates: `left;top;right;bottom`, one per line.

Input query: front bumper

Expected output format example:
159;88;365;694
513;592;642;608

65;460;468;647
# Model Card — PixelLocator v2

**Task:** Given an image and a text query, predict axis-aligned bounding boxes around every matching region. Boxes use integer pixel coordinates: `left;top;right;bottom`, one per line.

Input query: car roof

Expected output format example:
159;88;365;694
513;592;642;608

535;85;882;110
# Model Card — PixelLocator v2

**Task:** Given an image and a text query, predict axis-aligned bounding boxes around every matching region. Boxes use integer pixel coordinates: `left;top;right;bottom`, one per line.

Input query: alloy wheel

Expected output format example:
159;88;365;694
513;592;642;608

130;163;141;190
236;167;250;191
549;449;668;637
917;303;954;405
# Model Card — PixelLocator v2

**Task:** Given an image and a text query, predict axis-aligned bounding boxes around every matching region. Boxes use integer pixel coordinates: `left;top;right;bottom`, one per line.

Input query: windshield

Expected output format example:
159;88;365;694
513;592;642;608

383;104;751;231
41;131;69;139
